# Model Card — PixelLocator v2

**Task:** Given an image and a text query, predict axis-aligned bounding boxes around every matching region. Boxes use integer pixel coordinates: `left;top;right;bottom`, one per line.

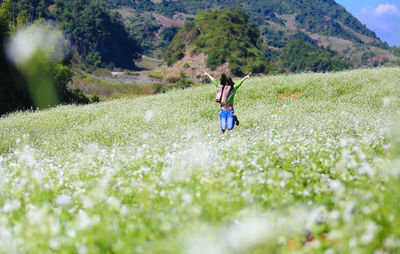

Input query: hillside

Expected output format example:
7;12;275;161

164;8;275;76
1;67;400;253
164;8;354;75
4;0;398;73
98;0;398;66
3;0;142;69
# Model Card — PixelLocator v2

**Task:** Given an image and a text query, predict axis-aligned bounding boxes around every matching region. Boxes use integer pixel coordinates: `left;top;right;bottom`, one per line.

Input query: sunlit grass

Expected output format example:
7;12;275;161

0;67;400;253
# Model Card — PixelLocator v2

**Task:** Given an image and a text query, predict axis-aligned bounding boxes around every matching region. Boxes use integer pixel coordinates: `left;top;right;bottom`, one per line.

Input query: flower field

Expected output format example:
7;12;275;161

1;67;400;253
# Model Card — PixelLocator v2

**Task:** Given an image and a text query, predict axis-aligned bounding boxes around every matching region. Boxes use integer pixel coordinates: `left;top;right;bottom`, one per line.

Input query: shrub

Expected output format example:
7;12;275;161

202;77;211;84
69;88;90;104
91;95;100;102
152;83;164;93
167;76;180;83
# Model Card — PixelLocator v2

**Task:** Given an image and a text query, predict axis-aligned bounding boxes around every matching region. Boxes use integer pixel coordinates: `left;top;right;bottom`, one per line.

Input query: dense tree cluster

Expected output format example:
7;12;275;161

97;0;385;50
0;0;91;116
53;0;141;69
1;0;33;115
2;0;142;69
280;37;352;73
390;46;400;57
117;9;179;57
164;8;275;76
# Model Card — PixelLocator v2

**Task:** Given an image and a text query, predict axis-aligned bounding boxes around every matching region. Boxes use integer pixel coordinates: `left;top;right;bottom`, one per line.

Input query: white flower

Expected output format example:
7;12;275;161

107;196;121;210
55;195;72;206
144;110;154;122
361;221;379;244
2;200;21;213
76;210;92;230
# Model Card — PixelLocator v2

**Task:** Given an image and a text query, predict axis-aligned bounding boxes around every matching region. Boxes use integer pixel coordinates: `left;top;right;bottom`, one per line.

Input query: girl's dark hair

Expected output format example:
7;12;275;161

220;73;234;86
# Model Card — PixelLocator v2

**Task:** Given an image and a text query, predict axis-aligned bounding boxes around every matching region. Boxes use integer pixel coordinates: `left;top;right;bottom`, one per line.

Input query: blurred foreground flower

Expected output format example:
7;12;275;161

6;22;71;109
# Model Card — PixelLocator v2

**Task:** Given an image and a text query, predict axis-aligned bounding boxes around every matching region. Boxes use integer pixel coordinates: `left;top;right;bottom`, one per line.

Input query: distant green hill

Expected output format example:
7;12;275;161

4;0;142;69
4;0;399;70
148;0;384;47
98;0;397;66
164;8;277;75
164;8;351;75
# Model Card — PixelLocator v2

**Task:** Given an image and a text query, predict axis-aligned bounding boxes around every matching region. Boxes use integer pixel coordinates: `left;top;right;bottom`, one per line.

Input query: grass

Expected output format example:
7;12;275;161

71;72;152;99
147;71;168;79
136;56;163;70
1;67;400;253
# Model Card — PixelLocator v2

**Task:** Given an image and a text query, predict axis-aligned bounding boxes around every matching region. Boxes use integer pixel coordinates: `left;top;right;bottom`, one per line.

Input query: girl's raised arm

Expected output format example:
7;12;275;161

204;70;219;87
241;72;251;83
203;70;215;82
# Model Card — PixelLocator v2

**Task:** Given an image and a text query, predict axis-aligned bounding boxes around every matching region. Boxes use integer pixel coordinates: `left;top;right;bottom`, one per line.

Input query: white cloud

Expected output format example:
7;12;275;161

361;4;400;17
357;3;400;45
375;4;400;16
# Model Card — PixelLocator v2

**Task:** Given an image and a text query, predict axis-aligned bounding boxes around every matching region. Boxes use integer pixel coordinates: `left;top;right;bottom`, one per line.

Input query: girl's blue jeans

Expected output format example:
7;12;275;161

220;109;234;131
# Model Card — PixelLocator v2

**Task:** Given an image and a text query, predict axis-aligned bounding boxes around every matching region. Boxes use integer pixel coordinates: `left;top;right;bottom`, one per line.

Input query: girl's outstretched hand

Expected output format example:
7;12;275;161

203;70;214;81
242;72;251;82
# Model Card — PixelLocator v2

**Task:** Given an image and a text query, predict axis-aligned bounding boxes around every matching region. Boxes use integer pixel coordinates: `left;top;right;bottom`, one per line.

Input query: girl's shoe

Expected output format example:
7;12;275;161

234;115;239;126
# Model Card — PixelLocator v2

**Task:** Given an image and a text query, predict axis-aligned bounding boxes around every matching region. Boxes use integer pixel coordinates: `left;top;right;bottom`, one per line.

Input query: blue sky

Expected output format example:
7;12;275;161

335;0;400;46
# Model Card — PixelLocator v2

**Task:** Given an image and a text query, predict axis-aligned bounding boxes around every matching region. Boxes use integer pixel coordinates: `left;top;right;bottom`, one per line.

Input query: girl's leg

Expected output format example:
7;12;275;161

227;109;235;130
220;109;227;131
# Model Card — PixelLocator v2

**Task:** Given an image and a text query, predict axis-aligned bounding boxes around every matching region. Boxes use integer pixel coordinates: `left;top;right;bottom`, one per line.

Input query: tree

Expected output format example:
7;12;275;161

164;8;274;75
54;1;142;69
280;37;351;73
0;0;33;116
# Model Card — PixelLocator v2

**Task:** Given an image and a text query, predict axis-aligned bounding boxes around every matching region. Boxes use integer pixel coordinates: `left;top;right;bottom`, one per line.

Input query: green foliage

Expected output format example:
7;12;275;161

389;46;400;57
117;9;161;56
152;82;164;93
161;26;179;44
152;80;193;94
0;57;33;116
5;0;388;69
0;5;90;115
202;76;211;84
69;88;90;104
84;51;102;69
164;39;185;66
53;0;141;69
173;78;193;89
16;10;29;28
165;8;272;75
280;37;352;73
361;51;376;63
90;95;100;102
0;0;10;41
296;11;363;44
0;0;32;115
2;0;142;68
147;71;165;79
261;25;317;49
96;0;155;11
105;0;384;49
166;76;180;83
116;9;179;58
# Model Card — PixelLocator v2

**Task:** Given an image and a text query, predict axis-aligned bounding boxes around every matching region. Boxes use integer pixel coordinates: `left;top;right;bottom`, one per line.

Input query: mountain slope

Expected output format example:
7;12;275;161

164;8;276;76
152;0;384;47
3;0;142;69
99;0;397;65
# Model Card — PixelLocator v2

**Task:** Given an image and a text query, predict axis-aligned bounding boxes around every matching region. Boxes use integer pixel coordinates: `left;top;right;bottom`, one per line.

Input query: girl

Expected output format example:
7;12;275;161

203;71;251;134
